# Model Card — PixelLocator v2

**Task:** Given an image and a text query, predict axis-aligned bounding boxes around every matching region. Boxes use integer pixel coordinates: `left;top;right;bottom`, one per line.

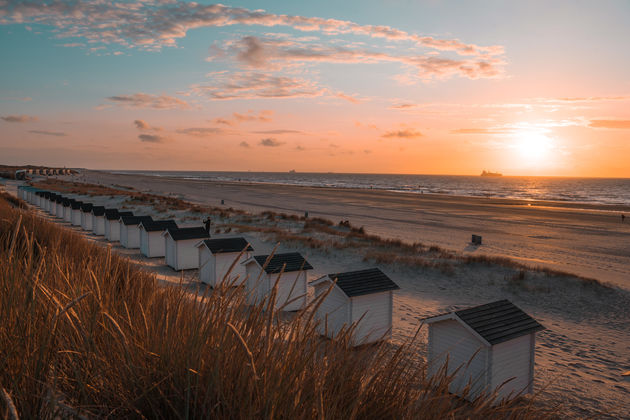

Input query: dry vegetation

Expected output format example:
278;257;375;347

0;195;554;418
31;178;607;291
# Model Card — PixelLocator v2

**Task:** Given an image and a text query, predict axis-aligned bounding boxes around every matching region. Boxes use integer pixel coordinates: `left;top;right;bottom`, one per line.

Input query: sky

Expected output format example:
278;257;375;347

0;0;629;177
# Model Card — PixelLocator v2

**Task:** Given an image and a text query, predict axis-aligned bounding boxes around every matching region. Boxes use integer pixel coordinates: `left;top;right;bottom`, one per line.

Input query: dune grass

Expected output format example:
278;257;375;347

30;178;607;291
0;196;553;418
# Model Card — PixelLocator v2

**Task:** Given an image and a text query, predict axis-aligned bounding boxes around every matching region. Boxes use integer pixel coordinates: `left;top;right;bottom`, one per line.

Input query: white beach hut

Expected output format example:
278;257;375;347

424;299;545;401
91;206;107;236
310;268;399;345
41;192;51;212
243;252;313;311
48;194;58;216
70;201;83;226
80;203;93;231
62;199;74;222
196;237;253;287
163;227;210;270
56;196;65;217
104;209;133;242
119;215;153;249
139;220;178;258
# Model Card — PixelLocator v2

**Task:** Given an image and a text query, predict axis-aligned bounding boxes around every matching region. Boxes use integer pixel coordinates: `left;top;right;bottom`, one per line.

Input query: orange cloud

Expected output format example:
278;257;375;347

176;127;224;137
382;129;423;138
451;128;514;134
259;138;284;147
134;119;150;130
589;120;630;129
138;134;165;143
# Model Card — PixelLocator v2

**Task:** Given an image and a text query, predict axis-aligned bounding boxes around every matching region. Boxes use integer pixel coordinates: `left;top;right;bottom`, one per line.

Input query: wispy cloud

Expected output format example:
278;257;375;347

253;129;304;135
259;137;284;147
193;72;323;100
1;114;37;123
176;127;224;137
382;129;423;138
213;110;273;125
106;93;189;109
0;1;503;57
138;134;165;143
589;119;630;129
1;97;32;102
29;130;66;136
134;119;150;130
451;128;514;134
214;36;505;81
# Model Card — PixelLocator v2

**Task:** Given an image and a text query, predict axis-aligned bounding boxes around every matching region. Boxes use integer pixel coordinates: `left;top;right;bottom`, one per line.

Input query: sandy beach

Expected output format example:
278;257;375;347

9;173;630;418
81;170;630;289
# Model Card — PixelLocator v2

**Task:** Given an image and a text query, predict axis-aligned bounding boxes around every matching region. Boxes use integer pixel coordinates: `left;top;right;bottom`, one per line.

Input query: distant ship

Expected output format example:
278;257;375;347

289;169;296;173
480;170;502;177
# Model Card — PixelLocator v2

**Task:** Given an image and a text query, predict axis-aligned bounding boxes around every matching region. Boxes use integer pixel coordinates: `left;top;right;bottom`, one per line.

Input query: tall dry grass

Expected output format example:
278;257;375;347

0;197;553;418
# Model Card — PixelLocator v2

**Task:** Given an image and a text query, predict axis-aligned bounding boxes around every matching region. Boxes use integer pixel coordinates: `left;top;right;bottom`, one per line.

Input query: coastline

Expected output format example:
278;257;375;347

82;170;630;289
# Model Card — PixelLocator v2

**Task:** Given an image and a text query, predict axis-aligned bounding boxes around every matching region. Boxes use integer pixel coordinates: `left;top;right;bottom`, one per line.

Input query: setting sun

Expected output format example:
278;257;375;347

514;131;555;164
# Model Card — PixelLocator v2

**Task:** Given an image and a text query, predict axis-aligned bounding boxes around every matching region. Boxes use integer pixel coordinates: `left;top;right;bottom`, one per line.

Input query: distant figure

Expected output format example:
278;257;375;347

622;214;626;223
203;216;212;234
304;211;309;218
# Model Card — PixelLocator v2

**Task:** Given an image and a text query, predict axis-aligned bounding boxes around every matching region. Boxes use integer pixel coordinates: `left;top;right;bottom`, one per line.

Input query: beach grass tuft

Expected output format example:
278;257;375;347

0;195;555;418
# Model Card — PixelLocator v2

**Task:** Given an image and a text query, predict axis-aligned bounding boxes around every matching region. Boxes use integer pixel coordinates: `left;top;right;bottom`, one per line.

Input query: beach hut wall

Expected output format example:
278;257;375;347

104;209;133;242
162;227;210;271
70;201;83;226
91;206;107;236
243;252;313;311
139;220;178;258
196;237;253;287
310;268;399;346
119;215;153;249
63;199;74;223
424;299;545;402
80;203;94;230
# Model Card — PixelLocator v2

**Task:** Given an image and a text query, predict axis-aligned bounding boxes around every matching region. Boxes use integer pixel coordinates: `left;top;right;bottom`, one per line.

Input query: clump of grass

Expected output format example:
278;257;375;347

0;197;553;418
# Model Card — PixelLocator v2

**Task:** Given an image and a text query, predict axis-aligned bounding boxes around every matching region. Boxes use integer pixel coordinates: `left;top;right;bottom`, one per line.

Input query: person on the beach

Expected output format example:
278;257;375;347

203;216;212;234
622;214;626;223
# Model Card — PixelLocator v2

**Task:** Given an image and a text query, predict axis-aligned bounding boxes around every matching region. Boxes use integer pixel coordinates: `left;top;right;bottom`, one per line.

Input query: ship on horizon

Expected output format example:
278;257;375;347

480;170;502;177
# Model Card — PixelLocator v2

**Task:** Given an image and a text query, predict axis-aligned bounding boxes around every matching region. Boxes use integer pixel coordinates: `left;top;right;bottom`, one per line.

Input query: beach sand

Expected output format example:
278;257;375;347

80;170;630;288
13;172;630;418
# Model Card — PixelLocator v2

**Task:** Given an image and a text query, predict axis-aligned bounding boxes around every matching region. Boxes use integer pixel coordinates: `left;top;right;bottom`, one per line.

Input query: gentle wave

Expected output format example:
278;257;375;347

109;171;630;207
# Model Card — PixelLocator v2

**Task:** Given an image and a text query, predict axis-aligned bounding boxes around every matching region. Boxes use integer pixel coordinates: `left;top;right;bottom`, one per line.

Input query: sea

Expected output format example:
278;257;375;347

111;171;630;208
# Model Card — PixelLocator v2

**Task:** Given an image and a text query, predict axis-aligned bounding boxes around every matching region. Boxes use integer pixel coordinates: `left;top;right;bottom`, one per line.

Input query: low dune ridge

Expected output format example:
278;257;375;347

9;173;630;417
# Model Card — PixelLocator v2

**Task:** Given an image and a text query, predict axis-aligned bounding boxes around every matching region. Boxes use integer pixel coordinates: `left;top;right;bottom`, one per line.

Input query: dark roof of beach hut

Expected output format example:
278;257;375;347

199;237;253;254
120;215;153;226
141;220;178;232
104;209;133;220
166;227;209;241
62;198;73;207
81;203;93;212
454;300;545;345
327;268;399;298
253;252;313;274
71;201;83;210
92;206;106;216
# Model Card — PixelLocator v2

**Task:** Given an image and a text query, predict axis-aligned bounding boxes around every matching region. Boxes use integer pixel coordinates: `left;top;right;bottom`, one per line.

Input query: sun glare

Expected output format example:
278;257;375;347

514;131;554;165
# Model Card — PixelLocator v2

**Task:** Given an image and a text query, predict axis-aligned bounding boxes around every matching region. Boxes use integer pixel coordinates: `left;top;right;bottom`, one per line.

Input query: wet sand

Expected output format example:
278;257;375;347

80;170;630;289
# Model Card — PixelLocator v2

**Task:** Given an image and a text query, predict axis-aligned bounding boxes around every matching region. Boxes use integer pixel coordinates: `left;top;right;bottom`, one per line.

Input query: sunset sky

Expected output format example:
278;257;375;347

1;0;629;176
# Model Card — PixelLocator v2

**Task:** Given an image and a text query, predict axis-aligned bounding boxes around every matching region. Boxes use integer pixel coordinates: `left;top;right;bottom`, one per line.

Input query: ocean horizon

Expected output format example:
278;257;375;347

108;170;630;207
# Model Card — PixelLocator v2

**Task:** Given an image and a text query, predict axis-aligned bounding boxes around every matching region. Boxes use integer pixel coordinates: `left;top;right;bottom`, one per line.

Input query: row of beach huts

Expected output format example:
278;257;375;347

17;184;546;402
